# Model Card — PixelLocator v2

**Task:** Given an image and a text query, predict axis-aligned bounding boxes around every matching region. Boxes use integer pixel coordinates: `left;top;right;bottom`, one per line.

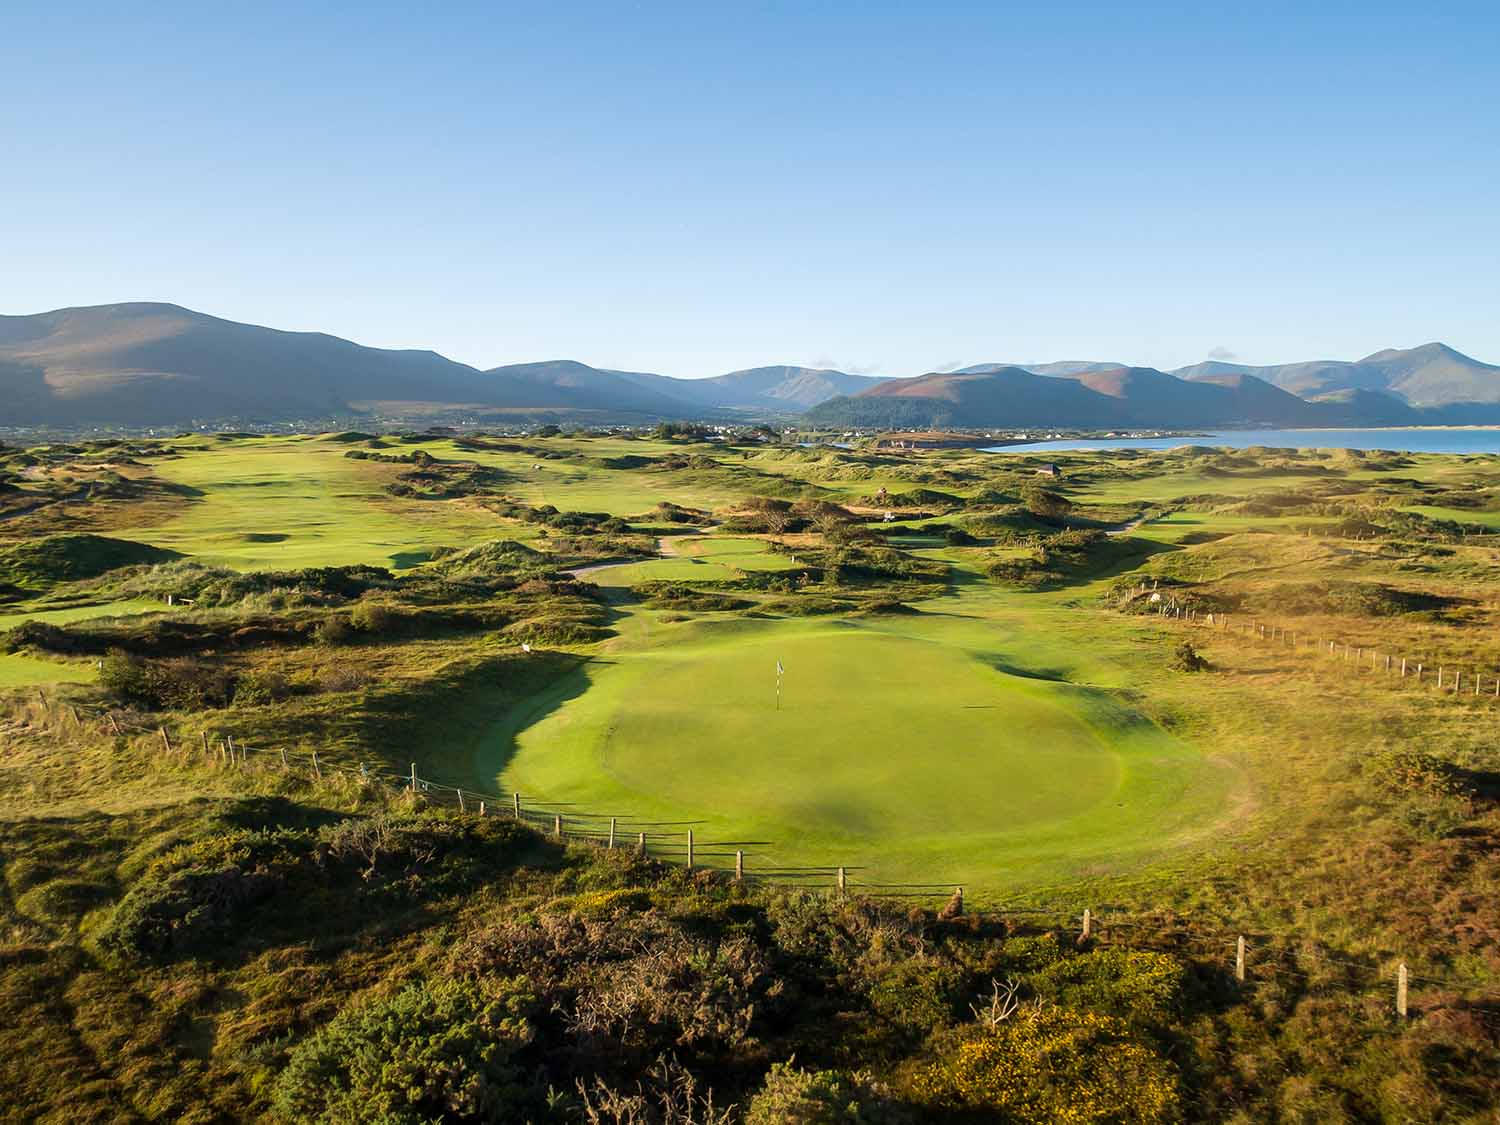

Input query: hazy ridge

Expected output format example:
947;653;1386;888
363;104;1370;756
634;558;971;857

3;302;1497;429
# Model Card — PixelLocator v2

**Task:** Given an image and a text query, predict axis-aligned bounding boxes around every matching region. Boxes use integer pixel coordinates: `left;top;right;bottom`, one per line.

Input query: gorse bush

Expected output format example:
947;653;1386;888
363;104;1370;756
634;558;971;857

98;650;237;710
272;976;537;1124
1169;641;1208;672
1029;949;1187;1023
907;1007;1180;1123
745;1062;910;1124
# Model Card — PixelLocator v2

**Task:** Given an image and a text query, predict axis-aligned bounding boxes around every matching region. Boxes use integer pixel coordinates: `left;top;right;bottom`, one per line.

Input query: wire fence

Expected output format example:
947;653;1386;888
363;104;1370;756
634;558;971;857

1137;586;1500;701
8;686;1500;1022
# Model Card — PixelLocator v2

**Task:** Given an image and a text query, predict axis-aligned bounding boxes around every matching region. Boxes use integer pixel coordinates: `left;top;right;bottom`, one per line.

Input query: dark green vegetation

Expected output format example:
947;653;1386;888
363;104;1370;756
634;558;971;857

4;431;1500;1120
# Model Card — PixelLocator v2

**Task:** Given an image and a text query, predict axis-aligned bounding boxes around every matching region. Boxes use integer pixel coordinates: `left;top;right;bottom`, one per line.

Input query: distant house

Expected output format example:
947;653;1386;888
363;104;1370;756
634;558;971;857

1035;463;1061;477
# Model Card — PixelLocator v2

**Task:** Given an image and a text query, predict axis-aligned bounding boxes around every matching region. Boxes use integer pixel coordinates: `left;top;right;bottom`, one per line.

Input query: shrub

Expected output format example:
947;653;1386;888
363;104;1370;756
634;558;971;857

1029;949;1187;1023
314;615;354;646
1169;641;1208;672
96;865;282;962
98;650;237;710
233;669;291;705
746;1062;911;1124
319;666;370;693
867;958;967;1037
1365;749;1464;799
272;976;536;1123
349;601;399;635
907;1008;1179;1123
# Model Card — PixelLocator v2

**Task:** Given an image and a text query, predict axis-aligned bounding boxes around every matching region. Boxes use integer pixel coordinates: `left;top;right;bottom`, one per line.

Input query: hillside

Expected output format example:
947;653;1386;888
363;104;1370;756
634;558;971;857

3;303;1497;430
803;364;1413;430
0;303;501;427
0;304;881;428
1175;343;1500;406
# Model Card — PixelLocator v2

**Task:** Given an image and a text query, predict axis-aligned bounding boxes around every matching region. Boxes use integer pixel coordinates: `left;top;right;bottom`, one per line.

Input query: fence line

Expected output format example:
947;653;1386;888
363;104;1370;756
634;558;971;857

8;688;1500;1020
1135;586;1500;702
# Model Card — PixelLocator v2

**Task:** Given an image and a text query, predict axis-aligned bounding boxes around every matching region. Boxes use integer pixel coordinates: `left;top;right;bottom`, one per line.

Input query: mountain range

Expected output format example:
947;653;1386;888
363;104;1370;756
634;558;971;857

2;302;1497;431
0;304;886;428
806;345;1500;430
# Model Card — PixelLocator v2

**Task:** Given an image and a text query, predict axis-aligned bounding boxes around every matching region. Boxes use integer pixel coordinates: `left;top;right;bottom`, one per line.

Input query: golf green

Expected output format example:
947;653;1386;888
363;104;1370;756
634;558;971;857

605;628;1118;832
491;609;1232;895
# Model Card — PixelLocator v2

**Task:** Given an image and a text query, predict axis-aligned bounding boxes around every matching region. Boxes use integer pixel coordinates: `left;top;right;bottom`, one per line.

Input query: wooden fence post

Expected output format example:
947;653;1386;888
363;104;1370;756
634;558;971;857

226;734;236;764
608;817;617;849
410;763;417;792
1081;908;1092;940
836;866;846;897
637;831;646;856
457;788;466;813
1236;935;1246;984
686;829;694;870
201;731;210;757
513;792;521;819
1396;962;1409;1018
311;750;321;779
159;726;172;754
1400;658;1406;677
735;849;744;881
280;747;288;768
1417;663;1423;682
553;814;562;840
478;801;486;817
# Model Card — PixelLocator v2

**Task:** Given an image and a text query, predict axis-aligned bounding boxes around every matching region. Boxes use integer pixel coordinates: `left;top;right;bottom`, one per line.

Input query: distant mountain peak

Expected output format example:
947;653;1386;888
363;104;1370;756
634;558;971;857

1359;341;1473;364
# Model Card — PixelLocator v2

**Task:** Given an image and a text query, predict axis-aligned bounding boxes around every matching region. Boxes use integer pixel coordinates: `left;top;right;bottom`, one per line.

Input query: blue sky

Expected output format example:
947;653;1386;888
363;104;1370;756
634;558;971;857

3;1;1497;377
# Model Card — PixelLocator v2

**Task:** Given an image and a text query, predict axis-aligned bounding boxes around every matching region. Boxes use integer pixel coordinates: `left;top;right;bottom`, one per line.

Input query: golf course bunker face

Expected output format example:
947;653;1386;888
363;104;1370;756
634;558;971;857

499;616;1230;890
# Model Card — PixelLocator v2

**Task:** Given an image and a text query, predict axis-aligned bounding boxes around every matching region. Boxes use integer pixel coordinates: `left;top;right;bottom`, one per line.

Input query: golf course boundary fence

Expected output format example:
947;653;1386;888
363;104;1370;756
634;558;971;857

9;688;1500;1025
1138;585;1500;703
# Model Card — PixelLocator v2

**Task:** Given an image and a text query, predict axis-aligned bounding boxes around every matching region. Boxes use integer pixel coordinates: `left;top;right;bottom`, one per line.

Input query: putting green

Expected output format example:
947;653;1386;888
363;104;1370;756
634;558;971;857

602;629;1119;833
490;607;1232;895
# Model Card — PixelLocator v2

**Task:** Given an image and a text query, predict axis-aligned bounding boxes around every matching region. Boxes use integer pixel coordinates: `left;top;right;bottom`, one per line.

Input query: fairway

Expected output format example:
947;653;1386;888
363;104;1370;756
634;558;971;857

128;438;508;570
